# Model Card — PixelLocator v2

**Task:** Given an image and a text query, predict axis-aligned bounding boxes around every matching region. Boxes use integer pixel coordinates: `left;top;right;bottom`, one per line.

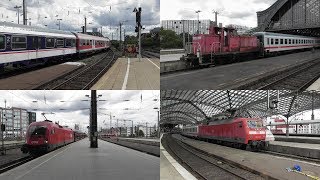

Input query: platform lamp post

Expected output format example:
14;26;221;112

153;107;160;138
119;20;128;53
14;5;22;24
57;19;62;30
195;10;201;34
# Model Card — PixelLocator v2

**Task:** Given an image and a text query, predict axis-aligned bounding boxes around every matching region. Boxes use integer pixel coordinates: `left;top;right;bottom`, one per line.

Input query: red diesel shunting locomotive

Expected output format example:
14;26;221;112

22;120;74;154
182;117;267;150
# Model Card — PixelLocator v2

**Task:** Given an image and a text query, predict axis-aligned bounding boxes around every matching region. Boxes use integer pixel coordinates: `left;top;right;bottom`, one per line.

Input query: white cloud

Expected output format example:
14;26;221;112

0;90;160;133
160;0;277;27
0;0;160;39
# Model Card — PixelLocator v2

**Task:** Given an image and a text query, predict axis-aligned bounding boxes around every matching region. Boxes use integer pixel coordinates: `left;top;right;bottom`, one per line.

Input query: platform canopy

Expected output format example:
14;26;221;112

161;90;320;125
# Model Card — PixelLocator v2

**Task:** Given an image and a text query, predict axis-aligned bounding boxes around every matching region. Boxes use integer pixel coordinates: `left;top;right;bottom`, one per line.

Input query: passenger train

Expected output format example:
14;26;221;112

0;22;110;71
181;117;269;150
21;120;86;155
255;32;320;55
183;25;320;66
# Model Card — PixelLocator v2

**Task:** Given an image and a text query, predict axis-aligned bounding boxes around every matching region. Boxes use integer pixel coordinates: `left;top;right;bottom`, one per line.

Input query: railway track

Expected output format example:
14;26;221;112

236;58;320;90
162;134;266;180
0;156;34;174
35;50;116;90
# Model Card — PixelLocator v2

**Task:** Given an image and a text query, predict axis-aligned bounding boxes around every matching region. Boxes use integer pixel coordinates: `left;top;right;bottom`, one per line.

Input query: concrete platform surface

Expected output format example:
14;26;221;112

0;138;159;180
118;137;160;142
92;57;160;90
274;135;320;144
308;77;320;90
161;50;320;89
268;141;320;159
172;134;320;180
3;140;24;145
160;135;196;180
0;63;82;90
160;54;185;62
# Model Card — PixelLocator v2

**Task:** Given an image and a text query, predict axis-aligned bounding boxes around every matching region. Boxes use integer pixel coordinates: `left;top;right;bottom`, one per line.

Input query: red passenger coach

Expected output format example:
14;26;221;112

22;120;74;154
73;33;110;54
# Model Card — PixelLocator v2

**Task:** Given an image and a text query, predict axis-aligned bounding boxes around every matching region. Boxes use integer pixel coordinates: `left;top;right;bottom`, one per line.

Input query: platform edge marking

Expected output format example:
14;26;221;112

160;134;197;180
121;58;130;90
147;58;160;69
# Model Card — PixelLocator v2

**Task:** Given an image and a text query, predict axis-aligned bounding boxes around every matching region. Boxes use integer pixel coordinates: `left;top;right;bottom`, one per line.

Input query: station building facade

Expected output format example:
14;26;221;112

0;107;36;140
161;20;211;35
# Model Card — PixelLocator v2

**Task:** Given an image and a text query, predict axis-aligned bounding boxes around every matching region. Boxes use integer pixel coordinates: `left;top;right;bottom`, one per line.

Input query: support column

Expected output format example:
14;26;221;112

90;90;98;148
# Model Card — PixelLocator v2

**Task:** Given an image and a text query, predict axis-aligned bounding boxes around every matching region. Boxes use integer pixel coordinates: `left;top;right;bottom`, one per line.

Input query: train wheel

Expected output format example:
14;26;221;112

240;144;247;150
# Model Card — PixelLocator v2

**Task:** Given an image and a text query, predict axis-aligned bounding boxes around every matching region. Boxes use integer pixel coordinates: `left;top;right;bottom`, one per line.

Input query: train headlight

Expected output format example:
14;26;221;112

45;140;48;144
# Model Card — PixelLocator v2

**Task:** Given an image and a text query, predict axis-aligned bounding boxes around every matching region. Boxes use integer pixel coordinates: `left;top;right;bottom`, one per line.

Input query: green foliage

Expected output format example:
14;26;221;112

160;28;183;49
125;36;138;45
111;40;119;49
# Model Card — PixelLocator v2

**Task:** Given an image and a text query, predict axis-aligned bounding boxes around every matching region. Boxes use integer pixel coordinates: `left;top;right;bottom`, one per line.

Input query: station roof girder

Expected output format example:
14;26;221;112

161;90;320;125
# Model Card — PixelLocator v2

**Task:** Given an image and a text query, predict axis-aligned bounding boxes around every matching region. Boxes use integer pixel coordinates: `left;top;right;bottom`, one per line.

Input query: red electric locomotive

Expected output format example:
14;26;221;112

182;117;267;150
22;120;74;154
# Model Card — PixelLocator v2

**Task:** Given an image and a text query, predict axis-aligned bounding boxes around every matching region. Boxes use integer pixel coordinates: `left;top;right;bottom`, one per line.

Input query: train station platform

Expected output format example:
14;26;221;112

274;135;320;144
160;135;196;180
0;138;159;180
161;50;320;89
0;62;83;90
172;134;320;180
117;137;160;146
91;57;160;90
268;141;320;159
307;78;320;90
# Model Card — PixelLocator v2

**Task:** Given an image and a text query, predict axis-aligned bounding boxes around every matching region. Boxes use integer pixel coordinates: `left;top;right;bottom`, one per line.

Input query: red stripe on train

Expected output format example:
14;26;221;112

0;47;76;55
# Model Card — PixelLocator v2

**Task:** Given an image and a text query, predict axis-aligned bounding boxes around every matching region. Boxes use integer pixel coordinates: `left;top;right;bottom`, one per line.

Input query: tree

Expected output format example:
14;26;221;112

160;28;183;49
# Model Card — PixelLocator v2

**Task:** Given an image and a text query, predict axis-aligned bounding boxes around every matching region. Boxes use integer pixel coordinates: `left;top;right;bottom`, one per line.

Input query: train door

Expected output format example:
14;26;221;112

35;37;40;59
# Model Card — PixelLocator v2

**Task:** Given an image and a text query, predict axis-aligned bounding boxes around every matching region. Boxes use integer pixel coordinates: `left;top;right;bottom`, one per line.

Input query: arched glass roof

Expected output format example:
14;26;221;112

161;90;320;125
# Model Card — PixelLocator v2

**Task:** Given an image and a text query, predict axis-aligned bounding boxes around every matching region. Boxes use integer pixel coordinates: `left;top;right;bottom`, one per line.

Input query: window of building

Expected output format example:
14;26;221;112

12;36;27;49
0;35;5;50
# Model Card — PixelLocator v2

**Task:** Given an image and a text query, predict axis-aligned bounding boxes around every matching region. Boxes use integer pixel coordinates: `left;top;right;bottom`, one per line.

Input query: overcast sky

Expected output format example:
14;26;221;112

0;90;160;133
160;0;277;28
0;0;159;39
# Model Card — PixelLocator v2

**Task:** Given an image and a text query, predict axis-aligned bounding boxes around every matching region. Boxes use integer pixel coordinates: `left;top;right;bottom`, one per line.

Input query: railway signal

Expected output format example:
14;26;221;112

134;7;142;61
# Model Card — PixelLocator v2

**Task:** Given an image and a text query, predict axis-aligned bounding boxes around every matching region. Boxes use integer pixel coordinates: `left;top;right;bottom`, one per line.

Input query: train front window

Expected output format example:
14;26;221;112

0;35;5;49
28;126;47;136
247;120;263;128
